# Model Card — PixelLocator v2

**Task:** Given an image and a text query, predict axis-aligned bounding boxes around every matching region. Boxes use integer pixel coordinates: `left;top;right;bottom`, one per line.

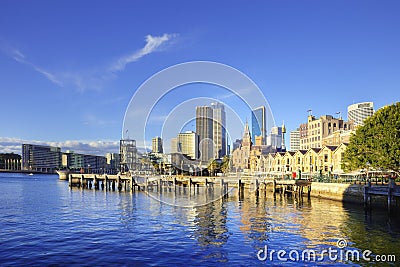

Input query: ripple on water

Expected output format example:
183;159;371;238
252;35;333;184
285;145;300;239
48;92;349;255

1;175;399;266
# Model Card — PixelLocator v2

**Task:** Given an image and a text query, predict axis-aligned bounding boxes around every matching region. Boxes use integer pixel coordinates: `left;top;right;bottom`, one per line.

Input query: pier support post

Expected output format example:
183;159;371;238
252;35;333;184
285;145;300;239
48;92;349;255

189;178;192;191
388;178;395;211
69;174;72;187
80;175;84;188
129;176;133;191
105;175;108;191
93;175;97;190
118;175;122;191
158;178;162;192
273;179;276;194
255;179;259;196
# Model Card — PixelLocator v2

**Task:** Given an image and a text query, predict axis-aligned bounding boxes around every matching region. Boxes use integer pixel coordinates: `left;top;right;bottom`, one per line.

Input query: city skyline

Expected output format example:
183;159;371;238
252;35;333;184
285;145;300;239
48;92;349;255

1;1;400;156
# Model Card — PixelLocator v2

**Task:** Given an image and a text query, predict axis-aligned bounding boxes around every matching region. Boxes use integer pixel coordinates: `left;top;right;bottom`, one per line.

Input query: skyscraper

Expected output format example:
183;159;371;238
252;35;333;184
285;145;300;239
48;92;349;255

211;102;227;159
347;102;374;126
196;106;213;161
119;139;137;172
152;136;163;153
266;126;283;149
251;106;266;145
290;129;300;151
170;138;178;153
177;131;199;160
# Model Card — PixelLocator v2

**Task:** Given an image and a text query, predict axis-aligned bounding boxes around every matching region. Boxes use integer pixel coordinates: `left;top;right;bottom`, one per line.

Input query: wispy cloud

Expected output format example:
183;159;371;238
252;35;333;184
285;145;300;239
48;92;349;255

110;33;178;72
1;33;178;91
10;48;63;86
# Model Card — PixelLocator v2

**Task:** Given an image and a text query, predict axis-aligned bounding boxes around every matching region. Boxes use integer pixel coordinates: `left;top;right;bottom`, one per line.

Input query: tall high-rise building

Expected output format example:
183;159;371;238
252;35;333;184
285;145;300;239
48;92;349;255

0;153;21;170
251;106;266;145
347;102;374;126
196;106;213;161
22;144;62;172
120;139;137;172
152;136;163;153
290;129;300;151
266;126;283;148
177;131;199;160
211;102;227;159
170;138;178;153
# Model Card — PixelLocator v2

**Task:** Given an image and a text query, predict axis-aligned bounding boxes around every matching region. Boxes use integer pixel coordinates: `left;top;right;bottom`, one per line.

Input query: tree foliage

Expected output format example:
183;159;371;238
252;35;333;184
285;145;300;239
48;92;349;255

342;102;400;175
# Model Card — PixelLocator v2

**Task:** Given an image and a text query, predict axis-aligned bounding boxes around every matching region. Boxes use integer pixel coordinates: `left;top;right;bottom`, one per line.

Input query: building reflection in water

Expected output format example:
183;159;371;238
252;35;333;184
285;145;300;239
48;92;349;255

115;186;400;264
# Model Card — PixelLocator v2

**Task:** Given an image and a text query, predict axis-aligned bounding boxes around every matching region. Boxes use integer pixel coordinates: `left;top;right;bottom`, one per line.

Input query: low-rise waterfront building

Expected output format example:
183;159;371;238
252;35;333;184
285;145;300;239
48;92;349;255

0;153;21;170
322;130;353;146
62;150;106;173
22;144;62;173
232;121;252;171
245;144;350;177
300;115;354;150
106;152;120;173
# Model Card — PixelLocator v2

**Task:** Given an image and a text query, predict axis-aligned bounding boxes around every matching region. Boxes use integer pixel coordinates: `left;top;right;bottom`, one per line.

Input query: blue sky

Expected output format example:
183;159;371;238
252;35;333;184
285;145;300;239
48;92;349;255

0;1;399;155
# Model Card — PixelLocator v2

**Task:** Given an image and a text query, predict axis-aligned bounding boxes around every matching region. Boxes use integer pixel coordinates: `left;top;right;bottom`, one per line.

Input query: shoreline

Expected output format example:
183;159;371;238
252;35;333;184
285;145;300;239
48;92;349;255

0;169;56;175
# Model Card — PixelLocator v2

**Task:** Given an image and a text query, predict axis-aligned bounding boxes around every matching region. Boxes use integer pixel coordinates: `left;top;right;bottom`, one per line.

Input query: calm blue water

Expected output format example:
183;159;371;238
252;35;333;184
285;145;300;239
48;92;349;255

0;173;399;266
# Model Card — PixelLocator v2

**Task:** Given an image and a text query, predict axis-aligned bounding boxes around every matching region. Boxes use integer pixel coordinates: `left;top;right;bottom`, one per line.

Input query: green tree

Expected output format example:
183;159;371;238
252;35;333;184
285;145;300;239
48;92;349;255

220;155;231;173
342;102;400;176
207;159;220;176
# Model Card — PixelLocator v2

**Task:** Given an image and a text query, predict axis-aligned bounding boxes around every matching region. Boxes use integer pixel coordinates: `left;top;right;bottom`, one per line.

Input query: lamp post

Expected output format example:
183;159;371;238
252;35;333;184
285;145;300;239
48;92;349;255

366;162;370;185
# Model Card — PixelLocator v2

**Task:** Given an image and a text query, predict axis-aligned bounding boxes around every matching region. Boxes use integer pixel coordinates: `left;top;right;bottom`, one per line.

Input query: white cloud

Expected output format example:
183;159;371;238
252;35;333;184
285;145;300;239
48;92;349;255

10;48;63;86
0;137;150;156
110;33;178;72
1;33;178;91
0;137;119;156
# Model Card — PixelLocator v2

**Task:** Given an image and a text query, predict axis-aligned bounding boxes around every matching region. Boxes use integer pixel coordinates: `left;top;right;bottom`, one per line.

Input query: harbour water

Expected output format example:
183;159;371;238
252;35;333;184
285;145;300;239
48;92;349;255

0;173;399;266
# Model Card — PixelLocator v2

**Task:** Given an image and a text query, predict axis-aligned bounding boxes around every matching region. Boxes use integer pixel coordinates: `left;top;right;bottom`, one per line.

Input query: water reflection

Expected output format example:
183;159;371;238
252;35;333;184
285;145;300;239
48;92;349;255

9;175;397;266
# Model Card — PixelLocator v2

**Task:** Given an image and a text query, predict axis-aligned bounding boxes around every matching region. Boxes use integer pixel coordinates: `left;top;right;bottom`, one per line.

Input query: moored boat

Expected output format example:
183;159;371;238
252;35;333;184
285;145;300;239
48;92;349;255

56;170;70;180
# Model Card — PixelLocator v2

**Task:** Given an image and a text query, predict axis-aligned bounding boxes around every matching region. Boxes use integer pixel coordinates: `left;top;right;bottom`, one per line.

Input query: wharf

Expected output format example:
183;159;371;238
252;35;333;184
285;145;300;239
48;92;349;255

66;173;312;198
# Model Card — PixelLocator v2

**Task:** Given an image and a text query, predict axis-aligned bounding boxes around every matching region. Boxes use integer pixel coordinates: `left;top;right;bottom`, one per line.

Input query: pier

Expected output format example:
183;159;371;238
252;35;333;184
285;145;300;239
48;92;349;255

66;173;312;198
364;178;400;210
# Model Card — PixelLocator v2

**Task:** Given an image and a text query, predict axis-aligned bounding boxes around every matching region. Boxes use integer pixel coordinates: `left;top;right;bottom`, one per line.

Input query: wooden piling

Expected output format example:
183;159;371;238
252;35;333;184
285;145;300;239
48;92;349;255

255;179;259;196
272;179;276;194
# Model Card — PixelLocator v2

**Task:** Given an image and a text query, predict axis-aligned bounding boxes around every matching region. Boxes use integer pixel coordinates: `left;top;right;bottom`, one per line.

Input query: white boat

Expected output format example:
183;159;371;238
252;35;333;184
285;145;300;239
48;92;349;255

56;170;70;180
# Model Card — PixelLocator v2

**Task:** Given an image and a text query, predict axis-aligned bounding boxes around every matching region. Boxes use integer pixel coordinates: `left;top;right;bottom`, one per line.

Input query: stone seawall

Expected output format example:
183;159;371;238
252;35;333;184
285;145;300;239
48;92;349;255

309;182;364;203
